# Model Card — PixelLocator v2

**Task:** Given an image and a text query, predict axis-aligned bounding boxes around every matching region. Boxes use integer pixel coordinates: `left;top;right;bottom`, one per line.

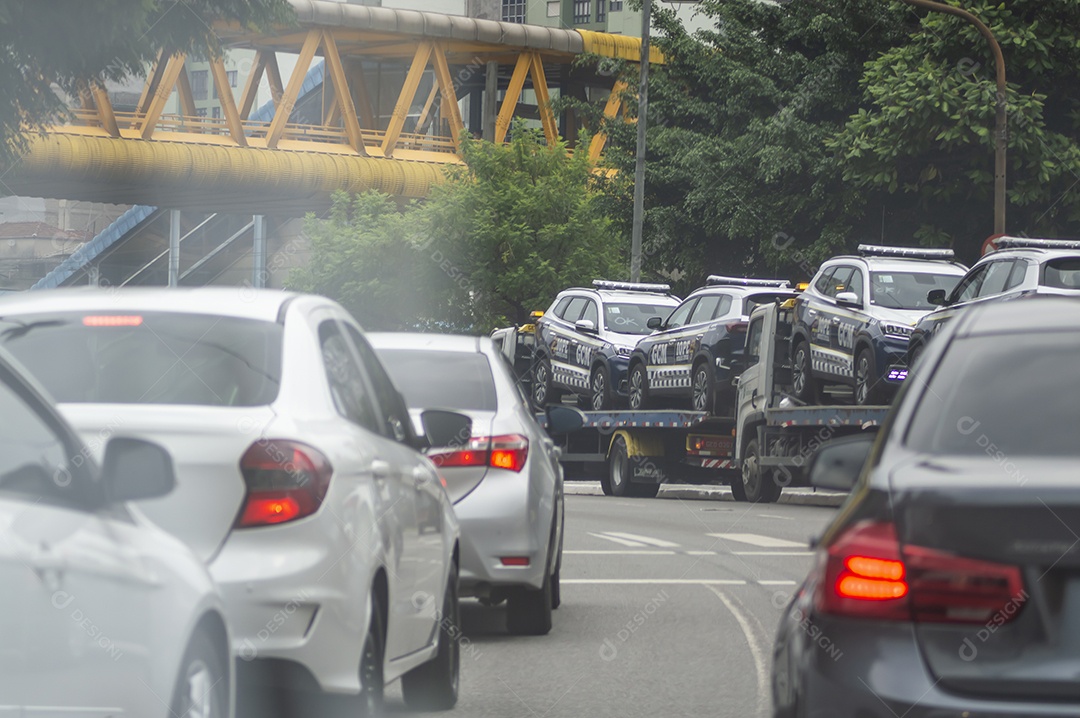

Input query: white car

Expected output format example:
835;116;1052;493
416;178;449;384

370;334;579;635
0;347;232;718
0;288;464;715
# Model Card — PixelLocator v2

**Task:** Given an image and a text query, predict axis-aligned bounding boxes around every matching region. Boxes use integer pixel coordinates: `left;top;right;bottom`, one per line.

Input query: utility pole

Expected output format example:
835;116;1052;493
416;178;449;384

899;0;1007;234
630;0;652;282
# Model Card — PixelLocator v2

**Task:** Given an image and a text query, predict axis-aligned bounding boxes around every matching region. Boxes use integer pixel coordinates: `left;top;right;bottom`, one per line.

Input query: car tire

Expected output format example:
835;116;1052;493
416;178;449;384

401;562;460;712
691;361;715;414
589;364;614;411
532;356;561;410
169;629;228;718
356;591;386;718
854;347;884;405
507;560;553;636
791;341;818;404
551;513;563;610
627;362;651;410
741;438;781;504
607;434;632;497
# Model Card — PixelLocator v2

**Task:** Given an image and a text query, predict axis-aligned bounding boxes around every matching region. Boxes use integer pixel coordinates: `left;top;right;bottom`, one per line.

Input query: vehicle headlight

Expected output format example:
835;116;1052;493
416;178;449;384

614;346;633;357
882;323;914;338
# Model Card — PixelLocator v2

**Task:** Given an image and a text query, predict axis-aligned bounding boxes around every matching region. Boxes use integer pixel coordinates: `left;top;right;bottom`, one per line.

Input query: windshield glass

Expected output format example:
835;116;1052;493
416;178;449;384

905;333;1080;456
376;349;497;411
604;302;674;335
0;312;283;406
870;271;961;310
1042;257;1080;289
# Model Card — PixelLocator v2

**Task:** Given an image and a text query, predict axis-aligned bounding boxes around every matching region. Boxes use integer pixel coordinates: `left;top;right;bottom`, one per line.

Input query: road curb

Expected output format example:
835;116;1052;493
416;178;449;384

564;481;847;507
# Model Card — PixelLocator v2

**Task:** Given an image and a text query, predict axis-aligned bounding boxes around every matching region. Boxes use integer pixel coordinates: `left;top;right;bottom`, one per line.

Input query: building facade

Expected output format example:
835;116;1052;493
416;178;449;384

519;0;711;35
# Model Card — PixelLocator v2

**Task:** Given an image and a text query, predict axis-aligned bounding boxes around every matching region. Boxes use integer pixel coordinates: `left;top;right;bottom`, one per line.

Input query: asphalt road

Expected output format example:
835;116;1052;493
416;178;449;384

382;494;838;718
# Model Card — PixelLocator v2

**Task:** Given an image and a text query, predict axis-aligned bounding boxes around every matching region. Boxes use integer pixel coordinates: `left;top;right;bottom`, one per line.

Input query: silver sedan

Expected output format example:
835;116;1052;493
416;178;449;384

369;333;570;635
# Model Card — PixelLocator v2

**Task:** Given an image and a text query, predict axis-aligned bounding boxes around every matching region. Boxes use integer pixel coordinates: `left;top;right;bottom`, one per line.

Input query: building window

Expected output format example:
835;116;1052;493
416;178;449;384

547;1;560;17
211;106;221;119
597;0;606;22
501;0;525;23
196;107;208;117
190;70;209;101
574;0;591;24
610;1;624;10
227;70;238;87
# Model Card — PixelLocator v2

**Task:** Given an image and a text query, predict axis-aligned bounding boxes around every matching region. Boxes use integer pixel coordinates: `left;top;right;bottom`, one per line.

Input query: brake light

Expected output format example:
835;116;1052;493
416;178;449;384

815;521;1025;624
428;434;529;473
238;440;332;528
83;315;143;327
726;321;748;332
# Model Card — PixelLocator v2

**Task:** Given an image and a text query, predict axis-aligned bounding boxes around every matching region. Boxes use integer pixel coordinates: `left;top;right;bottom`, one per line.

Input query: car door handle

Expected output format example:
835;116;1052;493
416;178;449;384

372;460;391;482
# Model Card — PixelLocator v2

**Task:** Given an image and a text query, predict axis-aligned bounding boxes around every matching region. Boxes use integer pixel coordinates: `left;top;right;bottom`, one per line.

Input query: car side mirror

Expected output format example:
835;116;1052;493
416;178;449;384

835;291;862;308
647;316;664;330
545;404;587;435
102;437;176;502
575;319;598;334
807;433;876;491
420;409;473;449
927;289;947;306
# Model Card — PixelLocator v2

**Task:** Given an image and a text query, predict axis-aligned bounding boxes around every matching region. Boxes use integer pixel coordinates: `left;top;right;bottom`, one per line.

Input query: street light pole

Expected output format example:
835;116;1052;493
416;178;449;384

630;0;652;282
899;0;1007;234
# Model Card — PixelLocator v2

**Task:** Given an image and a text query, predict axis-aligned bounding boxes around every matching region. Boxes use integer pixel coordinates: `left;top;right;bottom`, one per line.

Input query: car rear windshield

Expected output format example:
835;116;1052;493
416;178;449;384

376;349;497;411
905;333;1080;456
870;271;961;310
0;312;282;406
605;302;672;335
1042;258;1080;289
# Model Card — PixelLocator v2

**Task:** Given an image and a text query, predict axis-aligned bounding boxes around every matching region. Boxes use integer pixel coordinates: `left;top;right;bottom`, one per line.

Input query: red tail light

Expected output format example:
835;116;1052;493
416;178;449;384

726;321;749;332
816;521;1025;624
238;440;332;528
428;434;529;473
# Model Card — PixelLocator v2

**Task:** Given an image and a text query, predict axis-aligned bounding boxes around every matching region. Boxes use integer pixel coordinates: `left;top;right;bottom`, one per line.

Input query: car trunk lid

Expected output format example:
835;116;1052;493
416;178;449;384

412;409;496;504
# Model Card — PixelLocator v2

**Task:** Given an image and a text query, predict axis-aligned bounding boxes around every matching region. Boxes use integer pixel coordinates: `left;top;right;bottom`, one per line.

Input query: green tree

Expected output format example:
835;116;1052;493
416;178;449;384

831;0;1080;255
292;125;623;332
0;0;293;166
598;0;908;291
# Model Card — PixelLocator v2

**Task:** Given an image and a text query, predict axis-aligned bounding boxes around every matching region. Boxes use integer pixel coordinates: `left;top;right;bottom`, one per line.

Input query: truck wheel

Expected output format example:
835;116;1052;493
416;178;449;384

741;439;781;504
589;364;614;411
630;482;661;499
608;435;632;497
854;347;884;405
729;470;748;502
691;362;715;414
792;341;818;404
627;363;651;410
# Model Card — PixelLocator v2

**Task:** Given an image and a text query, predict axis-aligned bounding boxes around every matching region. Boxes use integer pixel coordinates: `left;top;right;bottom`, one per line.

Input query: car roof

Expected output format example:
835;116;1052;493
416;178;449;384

685;285;798;299
559;288;678;303
0;287;298;323
367;332;487;354
958;297;1080;337
822;256;968;274
978;246;1080;262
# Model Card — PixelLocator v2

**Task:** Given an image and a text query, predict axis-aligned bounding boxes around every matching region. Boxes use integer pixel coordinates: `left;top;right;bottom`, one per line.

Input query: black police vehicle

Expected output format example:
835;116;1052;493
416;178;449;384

792;245;966;405
533;281;680;410
626;276;796;414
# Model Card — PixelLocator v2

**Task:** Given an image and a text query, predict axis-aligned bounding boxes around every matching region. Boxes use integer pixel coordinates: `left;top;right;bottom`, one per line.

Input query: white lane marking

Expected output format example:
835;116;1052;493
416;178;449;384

706;585;769;716
709;533;806;548
757;580;797;586
757;514;792;520
563;579;747;585
686;551;717;556
732;551;814;557
588;532;648;547
602;531;681;548
564;550;675;555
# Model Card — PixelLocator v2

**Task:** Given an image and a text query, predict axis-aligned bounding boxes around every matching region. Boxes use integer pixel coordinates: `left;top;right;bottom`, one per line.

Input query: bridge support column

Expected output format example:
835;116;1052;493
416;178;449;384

168;209;180;287
252;215;267;289
483;61;498;142
87;265;100;287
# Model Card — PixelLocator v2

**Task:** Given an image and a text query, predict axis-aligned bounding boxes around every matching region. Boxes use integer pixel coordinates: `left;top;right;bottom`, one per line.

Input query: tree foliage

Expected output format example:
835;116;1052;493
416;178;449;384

291;125;622;332
0;0;293;167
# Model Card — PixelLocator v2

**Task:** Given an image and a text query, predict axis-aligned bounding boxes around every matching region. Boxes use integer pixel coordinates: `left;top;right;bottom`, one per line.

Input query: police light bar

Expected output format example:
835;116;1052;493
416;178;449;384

706;275;790;288
592;280;672;293
993;237;1080;251
857;244;956;260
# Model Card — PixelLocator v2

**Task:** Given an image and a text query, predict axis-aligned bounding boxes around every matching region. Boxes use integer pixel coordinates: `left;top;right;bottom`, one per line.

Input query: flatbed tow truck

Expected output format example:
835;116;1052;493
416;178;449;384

499;300;889;503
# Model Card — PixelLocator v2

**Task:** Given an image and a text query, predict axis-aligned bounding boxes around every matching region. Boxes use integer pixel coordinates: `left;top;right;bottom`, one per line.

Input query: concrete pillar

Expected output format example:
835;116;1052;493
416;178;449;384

168;209;180;287
252;214;266;288
483;61;498;141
